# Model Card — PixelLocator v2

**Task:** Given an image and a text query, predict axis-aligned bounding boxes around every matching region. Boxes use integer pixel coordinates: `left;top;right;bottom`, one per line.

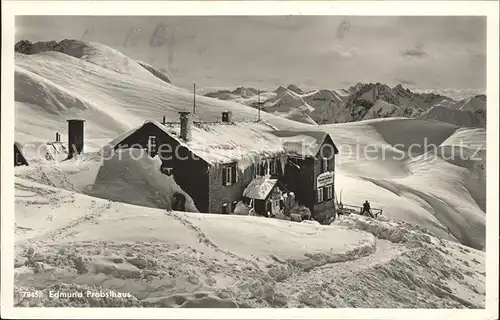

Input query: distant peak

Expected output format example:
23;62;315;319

286;84;304;95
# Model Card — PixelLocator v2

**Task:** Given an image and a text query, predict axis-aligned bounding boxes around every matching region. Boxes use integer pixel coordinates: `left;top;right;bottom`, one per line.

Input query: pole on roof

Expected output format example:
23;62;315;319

193;82;196;114
258;89;261;121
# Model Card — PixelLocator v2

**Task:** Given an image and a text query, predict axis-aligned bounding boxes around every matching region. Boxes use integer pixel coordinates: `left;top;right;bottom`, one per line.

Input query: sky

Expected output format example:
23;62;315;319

15;16;486;92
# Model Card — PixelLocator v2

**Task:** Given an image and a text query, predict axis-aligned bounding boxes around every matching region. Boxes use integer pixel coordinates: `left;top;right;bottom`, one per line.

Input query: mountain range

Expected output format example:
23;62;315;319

203;83;486;128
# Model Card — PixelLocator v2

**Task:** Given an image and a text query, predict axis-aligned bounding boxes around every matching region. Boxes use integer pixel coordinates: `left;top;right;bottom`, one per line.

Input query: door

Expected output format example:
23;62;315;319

271;199;280;214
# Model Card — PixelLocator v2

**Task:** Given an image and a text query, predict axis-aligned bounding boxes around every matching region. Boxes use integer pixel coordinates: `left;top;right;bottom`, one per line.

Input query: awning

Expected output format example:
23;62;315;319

243;177;278;200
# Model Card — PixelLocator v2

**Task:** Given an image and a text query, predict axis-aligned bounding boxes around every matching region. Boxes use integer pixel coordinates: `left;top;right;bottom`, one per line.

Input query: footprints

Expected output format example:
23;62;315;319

34;200;113;242
164;211;255;266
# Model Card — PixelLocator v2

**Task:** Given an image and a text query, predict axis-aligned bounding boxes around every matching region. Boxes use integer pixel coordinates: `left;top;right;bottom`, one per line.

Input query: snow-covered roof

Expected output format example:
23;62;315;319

15;141;69;164
111;120;340;165
271;130;339;157
243;177;278;200
113;120;287;165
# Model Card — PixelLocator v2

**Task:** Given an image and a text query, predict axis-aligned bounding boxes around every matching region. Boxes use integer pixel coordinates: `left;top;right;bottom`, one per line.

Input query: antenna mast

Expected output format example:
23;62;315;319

193;82;196;114
257;89;261;121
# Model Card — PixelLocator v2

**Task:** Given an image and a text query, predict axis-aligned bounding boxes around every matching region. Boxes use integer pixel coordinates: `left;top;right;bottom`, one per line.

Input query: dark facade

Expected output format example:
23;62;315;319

14;143;28;166
112;119;338;222
282;135;337;223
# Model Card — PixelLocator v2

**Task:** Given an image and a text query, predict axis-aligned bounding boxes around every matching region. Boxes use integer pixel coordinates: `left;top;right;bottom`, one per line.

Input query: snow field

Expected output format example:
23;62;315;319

13;181;485;308
322;119;485;250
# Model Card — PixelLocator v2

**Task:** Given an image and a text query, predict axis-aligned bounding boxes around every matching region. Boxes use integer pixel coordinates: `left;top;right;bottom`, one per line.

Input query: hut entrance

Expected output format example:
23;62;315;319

172;192;187;211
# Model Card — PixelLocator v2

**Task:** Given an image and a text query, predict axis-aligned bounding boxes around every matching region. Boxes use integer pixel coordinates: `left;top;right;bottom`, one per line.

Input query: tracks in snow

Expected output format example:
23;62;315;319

164;210;258;268
23;200;113;244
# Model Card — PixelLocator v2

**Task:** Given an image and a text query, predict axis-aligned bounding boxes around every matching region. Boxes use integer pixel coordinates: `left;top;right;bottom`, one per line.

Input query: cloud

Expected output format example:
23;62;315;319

400;42;430;59
318;45;361;60
394;78;417;86
15;16;486;90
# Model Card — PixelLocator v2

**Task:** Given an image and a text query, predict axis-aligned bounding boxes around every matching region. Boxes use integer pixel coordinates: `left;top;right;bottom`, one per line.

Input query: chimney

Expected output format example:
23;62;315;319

221;111;232;123
67;119;85;159
162;116;166;124
178;111;192;141
56;132;60;142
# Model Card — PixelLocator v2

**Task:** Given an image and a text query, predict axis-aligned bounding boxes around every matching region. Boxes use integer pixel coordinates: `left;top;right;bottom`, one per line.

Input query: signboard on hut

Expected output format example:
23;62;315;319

316;171;334;188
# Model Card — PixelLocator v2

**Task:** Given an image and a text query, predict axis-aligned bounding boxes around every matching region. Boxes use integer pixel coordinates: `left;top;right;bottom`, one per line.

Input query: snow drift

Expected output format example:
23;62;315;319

322;118;485;250
88;149;198;212
13;179;485;308
15;149;198;213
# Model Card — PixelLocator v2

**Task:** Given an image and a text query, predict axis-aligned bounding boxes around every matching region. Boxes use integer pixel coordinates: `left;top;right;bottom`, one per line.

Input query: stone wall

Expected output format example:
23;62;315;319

208;163;254;213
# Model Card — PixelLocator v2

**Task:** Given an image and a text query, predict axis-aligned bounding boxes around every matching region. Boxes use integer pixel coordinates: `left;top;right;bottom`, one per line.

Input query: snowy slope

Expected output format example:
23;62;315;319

14;40;485;251
15;48;309;147
136;61;172;84
14;179;485;308
419;106;486;128
321;119;485;250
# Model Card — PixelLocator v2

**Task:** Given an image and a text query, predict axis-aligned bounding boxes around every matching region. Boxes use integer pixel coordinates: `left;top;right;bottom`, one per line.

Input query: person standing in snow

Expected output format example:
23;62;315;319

362;200;374;218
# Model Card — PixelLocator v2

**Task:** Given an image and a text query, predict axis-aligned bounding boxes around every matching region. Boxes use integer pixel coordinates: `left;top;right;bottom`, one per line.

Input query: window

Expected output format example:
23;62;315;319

270;159;277;175
222;164;237;186
316;188;324;203
224;167;232;186
161;167;173;176
322;157;328;173
325;185;333;200
148;136;157;155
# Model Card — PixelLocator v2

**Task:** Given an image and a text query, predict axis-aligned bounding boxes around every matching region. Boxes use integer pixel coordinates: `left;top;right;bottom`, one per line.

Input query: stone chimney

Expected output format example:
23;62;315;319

221;111;232;123
178;111;192;141
67;119;85;159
